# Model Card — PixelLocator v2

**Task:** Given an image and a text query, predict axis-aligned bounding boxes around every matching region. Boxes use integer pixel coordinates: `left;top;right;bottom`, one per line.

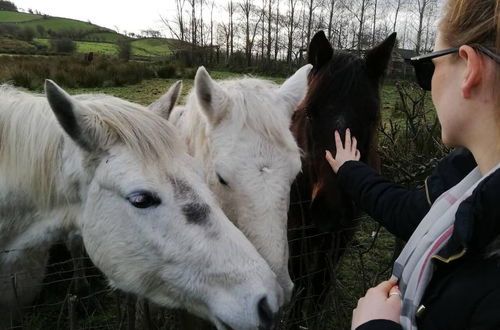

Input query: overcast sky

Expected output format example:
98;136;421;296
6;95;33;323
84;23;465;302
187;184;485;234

13;0;222;35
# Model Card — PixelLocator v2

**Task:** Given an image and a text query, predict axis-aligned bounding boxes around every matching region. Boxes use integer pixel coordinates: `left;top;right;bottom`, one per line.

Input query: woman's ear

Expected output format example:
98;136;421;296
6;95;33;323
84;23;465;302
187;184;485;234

460;45;483;99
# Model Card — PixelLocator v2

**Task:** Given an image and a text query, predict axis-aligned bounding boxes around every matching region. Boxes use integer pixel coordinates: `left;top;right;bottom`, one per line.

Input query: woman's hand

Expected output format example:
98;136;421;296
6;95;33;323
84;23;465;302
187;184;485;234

351;279;402;330
325;128;361;173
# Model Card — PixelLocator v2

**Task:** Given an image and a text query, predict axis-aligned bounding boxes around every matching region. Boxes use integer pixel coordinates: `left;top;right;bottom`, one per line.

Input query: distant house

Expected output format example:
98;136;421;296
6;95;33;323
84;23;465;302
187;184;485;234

391;48;418;80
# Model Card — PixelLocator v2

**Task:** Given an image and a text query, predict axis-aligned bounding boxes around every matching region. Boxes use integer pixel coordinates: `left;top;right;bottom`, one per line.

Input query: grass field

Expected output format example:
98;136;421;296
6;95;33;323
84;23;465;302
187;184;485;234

0;10;41;22
16;17;104;33
34;38;118;55
84;32;126;42
131;38;173;57
0;36;37;52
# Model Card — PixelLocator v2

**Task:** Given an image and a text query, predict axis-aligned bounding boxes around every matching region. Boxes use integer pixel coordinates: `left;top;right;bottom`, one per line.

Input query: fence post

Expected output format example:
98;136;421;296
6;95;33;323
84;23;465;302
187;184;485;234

68;294;78;330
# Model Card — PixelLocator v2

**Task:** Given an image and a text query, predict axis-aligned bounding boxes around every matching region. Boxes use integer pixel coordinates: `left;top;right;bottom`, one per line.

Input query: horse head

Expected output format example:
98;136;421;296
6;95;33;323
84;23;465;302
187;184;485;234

292;31;396;232
168;66;311;301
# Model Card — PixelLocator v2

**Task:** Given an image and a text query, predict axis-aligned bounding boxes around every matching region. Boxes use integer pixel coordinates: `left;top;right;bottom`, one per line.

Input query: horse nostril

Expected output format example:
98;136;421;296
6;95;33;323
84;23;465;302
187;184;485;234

257;296;274;329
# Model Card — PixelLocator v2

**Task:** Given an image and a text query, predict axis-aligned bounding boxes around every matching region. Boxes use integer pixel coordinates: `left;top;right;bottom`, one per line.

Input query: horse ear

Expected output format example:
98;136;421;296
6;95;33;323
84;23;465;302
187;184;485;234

279;64;312;116
365;32;397;79
45;79;98;151
194;66;228;125
149;80;183;120
308;31;333;69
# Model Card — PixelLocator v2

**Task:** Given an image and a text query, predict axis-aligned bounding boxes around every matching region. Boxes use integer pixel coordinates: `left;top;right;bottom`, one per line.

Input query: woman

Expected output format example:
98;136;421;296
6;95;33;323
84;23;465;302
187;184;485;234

326;0;500;329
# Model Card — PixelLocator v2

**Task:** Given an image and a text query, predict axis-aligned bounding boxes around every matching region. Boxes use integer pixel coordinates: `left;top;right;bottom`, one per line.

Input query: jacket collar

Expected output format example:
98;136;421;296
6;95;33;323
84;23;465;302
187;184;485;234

433;168;500;262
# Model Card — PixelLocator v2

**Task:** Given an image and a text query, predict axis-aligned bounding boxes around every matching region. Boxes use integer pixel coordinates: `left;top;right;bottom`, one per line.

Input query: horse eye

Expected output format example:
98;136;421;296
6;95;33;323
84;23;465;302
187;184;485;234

127;191;161;209
216;173;228;186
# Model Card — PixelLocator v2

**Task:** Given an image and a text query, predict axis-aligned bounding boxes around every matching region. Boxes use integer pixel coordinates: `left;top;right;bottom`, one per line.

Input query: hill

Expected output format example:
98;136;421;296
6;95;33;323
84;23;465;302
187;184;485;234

0;10;179;58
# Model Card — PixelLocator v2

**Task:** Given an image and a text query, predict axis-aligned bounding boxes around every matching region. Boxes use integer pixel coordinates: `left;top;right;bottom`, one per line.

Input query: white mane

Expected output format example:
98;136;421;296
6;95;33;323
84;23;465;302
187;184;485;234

0;85;183;209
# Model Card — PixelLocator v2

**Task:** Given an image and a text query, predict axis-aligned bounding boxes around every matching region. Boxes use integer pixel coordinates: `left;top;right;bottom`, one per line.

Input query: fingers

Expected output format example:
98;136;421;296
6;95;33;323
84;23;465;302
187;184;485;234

325;150;339;173
352;136;357;153
375;279;398;293
334;130;343;151
388;285;402;307
388;285;401;298
345;128;351;151
325;150;335;165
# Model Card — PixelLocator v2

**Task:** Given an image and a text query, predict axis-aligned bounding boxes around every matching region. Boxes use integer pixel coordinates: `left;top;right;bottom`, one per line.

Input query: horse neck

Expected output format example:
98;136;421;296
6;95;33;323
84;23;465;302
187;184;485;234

0;95;83;253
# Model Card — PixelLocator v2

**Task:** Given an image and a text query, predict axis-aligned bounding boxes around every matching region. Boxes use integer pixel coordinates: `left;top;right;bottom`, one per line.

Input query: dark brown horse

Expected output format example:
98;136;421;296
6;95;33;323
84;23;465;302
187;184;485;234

287;31;396;326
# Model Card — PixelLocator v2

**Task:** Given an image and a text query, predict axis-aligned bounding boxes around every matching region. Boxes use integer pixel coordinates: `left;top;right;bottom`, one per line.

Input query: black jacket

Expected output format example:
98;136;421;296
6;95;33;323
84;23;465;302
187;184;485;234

337;148;500;330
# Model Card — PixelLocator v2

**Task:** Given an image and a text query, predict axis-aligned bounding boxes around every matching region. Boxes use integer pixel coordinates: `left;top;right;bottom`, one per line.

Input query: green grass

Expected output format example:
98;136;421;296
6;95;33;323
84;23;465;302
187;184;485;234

16;17;104;33
67;71;285;105
84;32;126;43
33;37;48;46
0;36;36;52
0;10;41;22
75;41;118;55
131;38;173;57
33;38;119;55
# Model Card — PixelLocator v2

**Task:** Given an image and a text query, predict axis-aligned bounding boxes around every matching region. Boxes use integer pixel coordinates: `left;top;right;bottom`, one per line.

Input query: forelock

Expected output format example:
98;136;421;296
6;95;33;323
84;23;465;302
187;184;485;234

80;95;184;164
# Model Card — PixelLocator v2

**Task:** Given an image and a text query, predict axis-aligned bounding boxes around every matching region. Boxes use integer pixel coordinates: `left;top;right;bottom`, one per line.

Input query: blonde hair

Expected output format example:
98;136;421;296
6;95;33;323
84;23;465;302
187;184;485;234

441;0;500;111
439;0;499;51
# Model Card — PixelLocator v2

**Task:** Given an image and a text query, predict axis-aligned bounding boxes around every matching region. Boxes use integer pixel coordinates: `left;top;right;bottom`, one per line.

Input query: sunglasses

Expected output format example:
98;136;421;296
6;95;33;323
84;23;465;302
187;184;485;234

405;45;500;91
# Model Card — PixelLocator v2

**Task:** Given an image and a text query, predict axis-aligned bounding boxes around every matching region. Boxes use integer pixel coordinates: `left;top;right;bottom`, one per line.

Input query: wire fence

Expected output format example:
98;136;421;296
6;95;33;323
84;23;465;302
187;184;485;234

0;214;397;330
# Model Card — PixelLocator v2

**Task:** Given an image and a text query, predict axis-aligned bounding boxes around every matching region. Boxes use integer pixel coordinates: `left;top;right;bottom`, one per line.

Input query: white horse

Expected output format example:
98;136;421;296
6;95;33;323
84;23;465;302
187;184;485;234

0;81;284;330
168;65;311;301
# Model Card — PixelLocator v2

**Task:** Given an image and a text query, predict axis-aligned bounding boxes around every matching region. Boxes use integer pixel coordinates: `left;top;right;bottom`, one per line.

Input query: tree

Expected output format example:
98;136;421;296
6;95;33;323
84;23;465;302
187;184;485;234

18;26;35;41
392;0;405;32
241;0;263;66
273;0;280;61
228;0;235;57
36;25;46;37
266;0;274;61
117;39;132;60
286;0;300;64
189;0;197;45
160;0;187;42
304;0;319;46
50;38;76;53
327;0;336;41
372;0;378;46
0;0;17;11
141;29;161;38
414;0;436;54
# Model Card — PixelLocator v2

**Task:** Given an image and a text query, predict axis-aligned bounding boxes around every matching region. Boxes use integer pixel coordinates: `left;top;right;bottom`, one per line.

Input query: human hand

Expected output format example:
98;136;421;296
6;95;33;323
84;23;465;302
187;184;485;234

351;279;402;330
325;128;361;173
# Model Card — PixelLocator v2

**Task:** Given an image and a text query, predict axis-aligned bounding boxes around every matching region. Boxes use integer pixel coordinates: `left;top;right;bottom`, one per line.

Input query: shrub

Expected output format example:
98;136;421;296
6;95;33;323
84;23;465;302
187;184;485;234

117;39;131;61
0;55;156;90
50;38;76;54
156;63;177;78
379;81;447;187
18;26;35;42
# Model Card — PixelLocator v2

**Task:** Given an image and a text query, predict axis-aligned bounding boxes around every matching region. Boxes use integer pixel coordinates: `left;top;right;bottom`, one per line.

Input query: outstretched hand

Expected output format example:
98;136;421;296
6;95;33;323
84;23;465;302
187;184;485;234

325;128;361;173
